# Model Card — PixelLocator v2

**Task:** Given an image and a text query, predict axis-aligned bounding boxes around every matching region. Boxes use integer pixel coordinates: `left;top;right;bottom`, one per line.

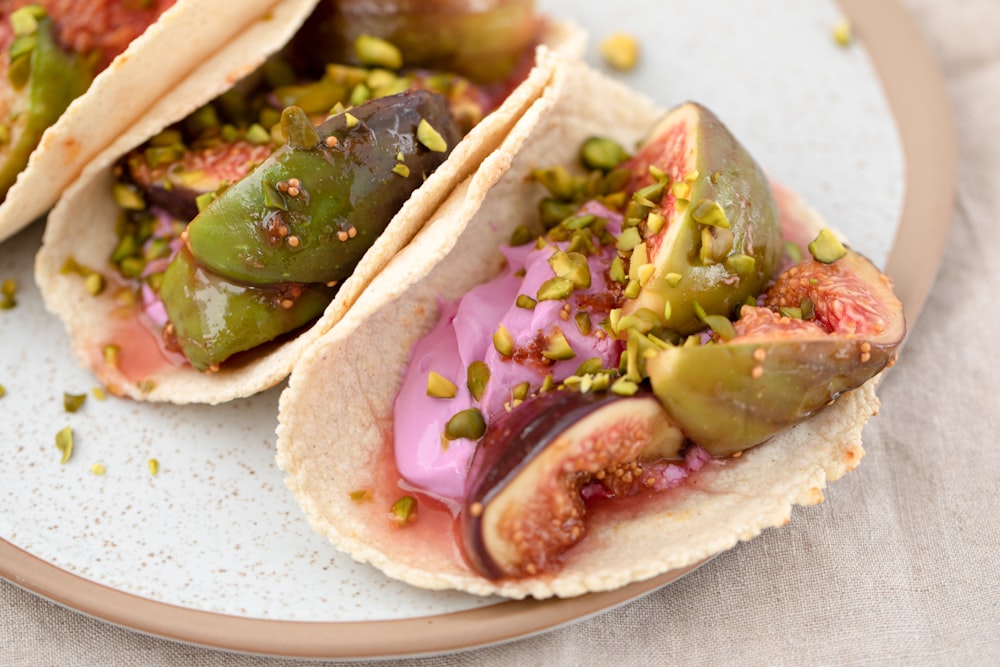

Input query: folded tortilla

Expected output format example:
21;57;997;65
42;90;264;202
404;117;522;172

34;2;585;404
274;58;881;599
0;0;310;244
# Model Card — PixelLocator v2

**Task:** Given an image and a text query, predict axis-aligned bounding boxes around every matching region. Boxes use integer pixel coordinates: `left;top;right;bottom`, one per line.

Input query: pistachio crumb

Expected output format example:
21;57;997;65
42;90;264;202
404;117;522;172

833;19;853;47
426;371;458;399
417;118;448;153
147;458;159;476
55;426;73;463
388;495;417;527
90;463;106;476
391;163;411;177
63;392;86;413
600;32;640;71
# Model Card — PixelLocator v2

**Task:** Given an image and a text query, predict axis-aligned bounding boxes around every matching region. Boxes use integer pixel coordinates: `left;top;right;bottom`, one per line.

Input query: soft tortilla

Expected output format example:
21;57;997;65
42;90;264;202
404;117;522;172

275;59;881;599
0;0;309;244
34;9;585;404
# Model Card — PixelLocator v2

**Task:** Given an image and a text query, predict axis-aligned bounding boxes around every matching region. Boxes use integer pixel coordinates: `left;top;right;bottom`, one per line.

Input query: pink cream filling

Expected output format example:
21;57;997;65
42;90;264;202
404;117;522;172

394;204;626;501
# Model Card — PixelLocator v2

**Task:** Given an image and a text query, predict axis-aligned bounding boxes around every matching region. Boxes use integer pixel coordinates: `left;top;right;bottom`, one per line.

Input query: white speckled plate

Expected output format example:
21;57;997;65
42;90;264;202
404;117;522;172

0;0;953;659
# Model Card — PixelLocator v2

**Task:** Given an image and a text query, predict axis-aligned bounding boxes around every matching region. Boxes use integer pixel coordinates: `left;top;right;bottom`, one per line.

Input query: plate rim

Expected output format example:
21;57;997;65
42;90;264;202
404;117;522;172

0;0;955;659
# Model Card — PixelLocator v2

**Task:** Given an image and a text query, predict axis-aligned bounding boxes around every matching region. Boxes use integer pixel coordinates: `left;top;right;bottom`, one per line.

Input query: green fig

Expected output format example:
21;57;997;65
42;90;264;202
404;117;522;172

623;102;783;335
647;248;904;456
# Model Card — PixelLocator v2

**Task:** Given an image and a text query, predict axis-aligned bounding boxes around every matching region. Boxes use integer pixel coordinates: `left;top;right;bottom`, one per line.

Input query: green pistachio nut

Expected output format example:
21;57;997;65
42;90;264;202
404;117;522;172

0;12;92;198
184;91;460;286
623;102;783;334
646;249;905;456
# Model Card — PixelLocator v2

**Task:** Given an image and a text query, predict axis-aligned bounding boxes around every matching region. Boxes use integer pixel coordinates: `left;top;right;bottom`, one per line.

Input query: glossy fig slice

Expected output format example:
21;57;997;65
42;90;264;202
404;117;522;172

646;248;904;457
461;389;684;579
623;102;783;334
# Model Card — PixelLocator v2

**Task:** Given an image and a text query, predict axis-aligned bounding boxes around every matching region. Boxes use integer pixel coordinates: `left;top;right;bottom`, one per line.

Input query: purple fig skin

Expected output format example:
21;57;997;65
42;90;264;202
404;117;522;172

461;390;682;579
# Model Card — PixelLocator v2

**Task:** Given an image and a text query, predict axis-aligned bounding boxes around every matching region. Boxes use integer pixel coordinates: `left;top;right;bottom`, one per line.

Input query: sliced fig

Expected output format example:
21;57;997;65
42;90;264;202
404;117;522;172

646;248;904;457
622;102;783;334
461;389;684;579
125;139;274;220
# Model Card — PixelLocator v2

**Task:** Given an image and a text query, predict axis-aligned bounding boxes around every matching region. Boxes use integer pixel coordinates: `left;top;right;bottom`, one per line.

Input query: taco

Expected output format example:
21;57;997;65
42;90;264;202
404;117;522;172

34;0;584;404
0;0;306;244
275;58;904;599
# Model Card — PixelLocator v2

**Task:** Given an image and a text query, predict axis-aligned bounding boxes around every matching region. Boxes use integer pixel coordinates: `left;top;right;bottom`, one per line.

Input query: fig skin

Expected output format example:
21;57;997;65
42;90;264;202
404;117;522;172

462;389;684;579
185;90;460;286
158;246;336;372
646;248;904;457
623;102;783;334
0;12;92;199
294;0;538;84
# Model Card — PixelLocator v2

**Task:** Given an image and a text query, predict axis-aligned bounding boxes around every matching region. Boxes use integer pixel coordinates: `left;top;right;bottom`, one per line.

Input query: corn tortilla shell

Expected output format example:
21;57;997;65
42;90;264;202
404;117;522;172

34;10;584;404
275;59;881;599
0;0;309;244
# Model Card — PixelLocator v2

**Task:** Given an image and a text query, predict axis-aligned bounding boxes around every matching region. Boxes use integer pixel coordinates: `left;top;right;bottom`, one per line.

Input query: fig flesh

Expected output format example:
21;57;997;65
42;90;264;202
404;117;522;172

646;248;904;457
622;102;782;334
461;389;685;579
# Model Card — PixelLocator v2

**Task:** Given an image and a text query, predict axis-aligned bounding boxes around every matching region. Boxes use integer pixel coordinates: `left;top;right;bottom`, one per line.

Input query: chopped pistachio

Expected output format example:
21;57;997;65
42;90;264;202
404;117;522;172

808;228;848;263
536;276;574;301
609;256;626;284
663;300;672;321
103;344;120;369
616;227;642;252
349;82;372;107
417;118;448;153
426;371;457;399
493;324;514;357
90;463;106;476
532;166;575;200
465;361;490;403
562;214;596;231
623;278;640;300
355;34;403;69
646;211;666;235
800;297;816;320
538;198;575;229
515;294;537;310
245;123;271;145
548;251;591;289
699;225;735;265
344;112;360;129
779;306;803;320
509;225;533;246
349;488;373;502
580;137;629;171
444;408;486;441
112;183;145;211
0;384;5;398
670;180;691;200
542;328;575;361
611;377;639;396
599;32;640;71
690;198;730;228
63;392;86;413
10;6;44;37
704;314;737;340
55;426;73;464
391;163;411;177
633;182;665;208
389;495;417;527
575;357;604;376
281;106;320;149
1;279;14;297
574;311;593;336
513;382;531;401
91;387;106;401
833;19;853;47
147;458;159;476
636;263;656;286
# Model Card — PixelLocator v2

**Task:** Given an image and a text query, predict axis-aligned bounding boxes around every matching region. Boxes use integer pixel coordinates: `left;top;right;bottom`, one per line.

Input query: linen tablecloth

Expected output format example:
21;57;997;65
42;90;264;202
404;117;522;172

2;0;998;664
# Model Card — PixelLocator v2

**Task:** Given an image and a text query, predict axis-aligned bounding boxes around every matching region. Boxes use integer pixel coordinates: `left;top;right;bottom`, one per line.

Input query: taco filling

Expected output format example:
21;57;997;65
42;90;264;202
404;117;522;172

0;1;175;199
71;4;548;381
389;102;905;580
